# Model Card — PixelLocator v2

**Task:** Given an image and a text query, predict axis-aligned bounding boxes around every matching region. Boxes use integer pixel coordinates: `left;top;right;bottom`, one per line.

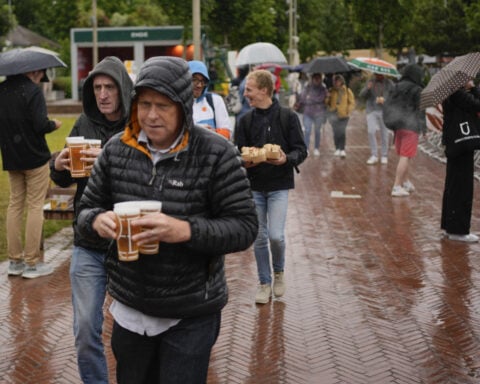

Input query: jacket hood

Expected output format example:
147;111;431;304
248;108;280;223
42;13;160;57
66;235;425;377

132;56;194;132
188;60;209;99
401;64;424;87
188;60;210;81
82;56;133;123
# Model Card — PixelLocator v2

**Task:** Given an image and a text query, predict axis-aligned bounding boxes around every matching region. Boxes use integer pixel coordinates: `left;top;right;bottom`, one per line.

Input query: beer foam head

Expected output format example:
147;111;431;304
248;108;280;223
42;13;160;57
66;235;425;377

114;205;140;216
138;200;162;211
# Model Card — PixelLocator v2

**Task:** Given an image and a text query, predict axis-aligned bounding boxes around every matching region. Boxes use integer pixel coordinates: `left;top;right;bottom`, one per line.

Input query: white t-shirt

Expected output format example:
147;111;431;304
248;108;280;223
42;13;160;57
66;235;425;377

193;93;232;138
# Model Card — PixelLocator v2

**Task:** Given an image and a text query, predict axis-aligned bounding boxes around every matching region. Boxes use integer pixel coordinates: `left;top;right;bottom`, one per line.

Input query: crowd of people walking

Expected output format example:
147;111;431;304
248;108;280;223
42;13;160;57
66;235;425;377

1;48;479;384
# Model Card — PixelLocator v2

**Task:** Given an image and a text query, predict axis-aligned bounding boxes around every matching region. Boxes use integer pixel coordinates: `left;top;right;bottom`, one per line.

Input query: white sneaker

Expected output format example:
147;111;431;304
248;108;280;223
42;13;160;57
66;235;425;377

391;185;410;197
403;180;415;192
381;156;388;164
313;149;320;156
334;149;341;156
255;284;272;304
7;260;25;276
446;233;479;243
22;262;54;279
366;156;378;165
340;150;346;158
273;272;286;297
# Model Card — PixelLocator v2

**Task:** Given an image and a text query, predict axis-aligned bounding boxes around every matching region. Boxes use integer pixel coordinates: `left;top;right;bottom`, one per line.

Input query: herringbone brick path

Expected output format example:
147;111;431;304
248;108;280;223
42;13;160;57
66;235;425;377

1;110;480;383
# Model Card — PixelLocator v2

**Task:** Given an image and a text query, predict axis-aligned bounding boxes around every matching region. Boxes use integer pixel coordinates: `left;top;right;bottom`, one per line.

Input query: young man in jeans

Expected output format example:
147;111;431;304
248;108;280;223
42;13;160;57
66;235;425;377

235;70;307;304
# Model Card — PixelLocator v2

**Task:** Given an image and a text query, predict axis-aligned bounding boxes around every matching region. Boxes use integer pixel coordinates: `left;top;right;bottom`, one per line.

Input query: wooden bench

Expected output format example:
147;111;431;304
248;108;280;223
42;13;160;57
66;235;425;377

43;186;76;220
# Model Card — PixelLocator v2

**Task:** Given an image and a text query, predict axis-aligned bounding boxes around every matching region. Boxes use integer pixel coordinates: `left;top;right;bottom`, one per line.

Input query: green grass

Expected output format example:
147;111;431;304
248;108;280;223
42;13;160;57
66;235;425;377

0;115;77;261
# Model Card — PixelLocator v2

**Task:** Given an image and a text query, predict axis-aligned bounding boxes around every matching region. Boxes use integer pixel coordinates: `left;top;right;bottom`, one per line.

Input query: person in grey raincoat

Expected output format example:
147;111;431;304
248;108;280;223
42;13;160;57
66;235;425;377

50;56;133;384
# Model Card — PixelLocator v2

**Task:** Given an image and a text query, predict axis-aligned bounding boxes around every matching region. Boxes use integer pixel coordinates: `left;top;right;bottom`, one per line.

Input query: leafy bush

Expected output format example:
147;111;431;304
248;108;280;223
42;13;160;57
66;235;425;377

52;76;72;98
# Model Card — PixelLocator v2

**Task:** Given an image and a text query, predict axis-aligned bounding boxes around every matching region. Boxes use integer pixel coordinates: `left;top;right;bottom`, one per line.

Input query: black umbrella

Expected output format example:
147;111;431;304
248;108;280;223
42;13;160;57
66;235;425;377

0;47;67;76
303;56;351;74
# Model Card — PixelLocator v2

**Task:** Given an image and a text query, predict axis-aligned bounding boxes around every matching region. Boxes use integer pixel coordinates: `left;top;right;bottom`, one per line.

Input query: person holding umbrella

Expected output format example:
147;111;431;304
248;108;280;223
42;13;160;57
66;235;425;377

325;74;356;157
296;73;327;156
441;78;480;242
0;68;62;278
419;52;480;242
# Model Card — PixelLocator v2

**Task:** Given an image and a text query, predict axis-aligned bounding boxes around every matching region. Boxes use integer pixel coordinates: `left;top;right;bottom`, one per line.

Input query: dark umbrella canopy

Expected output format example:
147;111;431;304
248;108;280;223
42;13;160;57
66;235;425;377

303;56;351;74
419;52;480;110
0;48;67;76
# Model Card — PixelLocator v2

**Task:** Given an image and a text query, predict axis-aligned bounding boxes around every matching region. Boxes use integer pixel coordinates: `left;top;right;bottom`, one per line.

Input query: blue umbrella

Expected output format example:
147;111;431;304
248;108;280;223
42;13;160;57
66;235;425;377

0;47;67;76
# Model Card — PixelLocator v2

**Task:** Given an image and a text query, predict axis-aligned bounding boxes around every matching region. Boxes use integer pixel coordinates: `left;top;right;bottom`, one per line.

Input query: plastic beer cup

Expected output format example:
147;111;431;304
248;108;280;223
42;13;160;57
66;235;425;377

137;200;162;254
84;139;101;177
66;136;87;178
114;204;141;262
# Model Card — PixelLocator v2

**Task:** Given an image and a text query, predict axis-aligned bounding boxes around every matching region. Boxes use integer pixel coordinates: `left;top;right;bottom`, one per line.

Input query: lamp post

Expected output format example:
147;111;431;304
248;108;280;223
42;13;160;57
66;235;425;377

192;0;201;60
287;0;299;66
92;0;98;66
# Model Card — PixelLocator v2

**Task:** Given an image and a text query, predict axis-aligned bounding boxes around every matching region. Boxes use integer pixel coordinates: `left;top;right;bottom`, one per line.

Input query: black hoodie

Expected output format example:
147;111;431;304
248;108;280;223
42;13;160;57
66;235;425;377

50;56;133;250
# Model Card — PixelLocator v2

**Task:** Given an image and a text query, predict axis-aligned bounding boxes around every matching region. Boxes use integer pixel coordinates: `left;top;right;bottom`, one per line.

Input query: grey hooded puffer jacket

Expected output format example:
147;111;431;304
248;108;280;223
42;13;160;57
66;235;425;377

77;56;258;319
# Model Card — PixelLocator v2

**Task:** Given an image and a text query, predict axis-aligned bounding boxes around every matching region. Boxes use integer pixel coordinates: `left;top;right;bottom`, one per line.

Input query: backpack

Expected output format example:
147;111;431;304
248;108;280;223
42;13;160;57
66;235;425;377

382;84;419;131
205;92;217;128
225;85;242;114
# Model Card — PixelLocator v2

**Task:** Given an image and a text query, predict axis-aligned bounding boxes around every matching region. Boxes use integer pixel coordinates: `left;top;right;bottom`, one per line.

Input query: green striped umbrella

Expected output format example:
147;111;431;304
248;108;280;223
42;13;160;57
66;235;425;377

349;57;400;78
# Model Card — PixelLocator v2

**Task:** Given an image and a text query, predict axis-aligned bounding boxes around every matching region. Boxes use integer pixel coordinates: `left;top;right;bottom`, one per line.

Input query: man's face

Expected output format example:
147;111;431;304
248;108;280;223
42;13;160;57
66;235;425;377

244;78;269;108
192;74;207;98
137;88;183;150
93;75;121;121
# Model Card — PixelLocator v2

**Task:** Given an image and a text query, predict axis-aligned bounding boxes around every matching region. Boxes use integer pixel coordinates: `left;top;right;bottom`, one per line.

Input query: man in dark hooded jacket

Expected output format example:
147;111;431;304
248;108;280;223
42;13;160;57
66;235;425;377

77;56;258;383
388;64;426;197
50;56;133;384
0;69;62;279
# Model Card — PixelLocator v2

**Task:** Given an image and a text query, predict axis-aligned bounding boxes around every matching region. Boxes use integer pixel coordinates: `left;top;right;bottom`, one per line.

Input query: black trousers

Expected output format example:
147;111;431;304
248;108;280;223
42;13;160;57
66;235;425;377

441;151;474;234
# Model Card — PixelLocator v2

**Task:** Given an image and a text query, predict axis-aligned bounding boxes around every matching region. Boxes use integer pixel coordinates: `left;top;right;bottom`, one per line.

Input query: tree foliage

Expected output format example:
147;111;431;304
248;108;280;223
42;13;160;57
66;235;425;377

4;0;480;68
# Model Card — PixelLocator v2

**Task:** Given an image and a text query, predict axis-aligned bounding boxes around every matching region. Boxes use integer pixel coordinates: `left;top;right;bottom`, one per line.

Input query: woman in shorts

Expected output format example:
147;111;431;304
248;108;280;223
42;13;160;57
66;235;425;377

390;64;426;197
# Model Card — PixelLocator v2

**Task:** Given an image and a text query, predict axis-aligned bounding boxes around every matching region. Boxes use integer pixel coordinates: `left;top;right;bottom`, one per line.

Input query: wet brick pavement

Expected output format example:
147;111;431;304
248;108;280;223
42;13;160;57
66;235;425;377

1;110;480;383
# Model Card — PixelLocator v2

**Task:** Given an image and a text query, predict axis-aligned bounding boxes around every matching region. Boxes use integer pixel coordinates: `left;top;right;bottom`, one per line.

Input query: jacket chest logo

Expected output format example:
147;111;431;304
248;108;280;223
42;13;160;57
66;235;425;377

168;179;184;188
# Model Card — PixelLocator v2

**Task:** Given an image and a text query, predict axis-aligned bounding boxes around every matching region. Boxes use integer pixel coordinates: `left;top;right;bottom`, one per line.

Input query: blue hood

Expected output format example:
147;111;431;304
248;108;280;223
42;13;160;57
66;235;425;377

188;60;209;99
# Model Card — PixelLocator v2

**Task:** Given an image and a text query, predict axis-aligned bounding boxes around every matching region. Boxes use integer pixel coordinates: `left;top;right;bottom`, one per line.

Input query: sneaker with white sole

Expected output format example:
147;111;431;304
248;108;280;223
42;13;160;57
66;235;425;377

366;156;378;165
446;233;479;243
22;262;54;279
273;272;286;297
313;149;320;156
340;150;346;158
391;185;410;197
403;180;415;192
334;149;341;156
255;284;272;304
8;260;25;276
380;156;388;164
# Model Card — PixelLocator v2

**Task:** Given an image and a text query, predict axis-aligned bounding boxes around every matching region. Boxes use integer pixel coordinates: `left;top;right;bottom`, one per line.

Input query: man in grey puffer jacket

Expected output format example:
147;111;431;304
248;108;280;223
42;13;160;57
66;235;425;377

50;56;133;384
77;56;258;384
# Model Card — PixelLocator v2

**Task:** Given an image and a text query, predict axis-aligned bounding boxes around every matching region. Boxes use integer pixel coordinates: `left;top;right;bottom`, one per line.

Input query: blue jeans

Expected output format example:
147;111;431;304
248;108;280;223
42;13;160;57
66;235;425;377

111;312;221;384
366;110;390;157
253;190;289;284
303;114;325;151
70;246;108;384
